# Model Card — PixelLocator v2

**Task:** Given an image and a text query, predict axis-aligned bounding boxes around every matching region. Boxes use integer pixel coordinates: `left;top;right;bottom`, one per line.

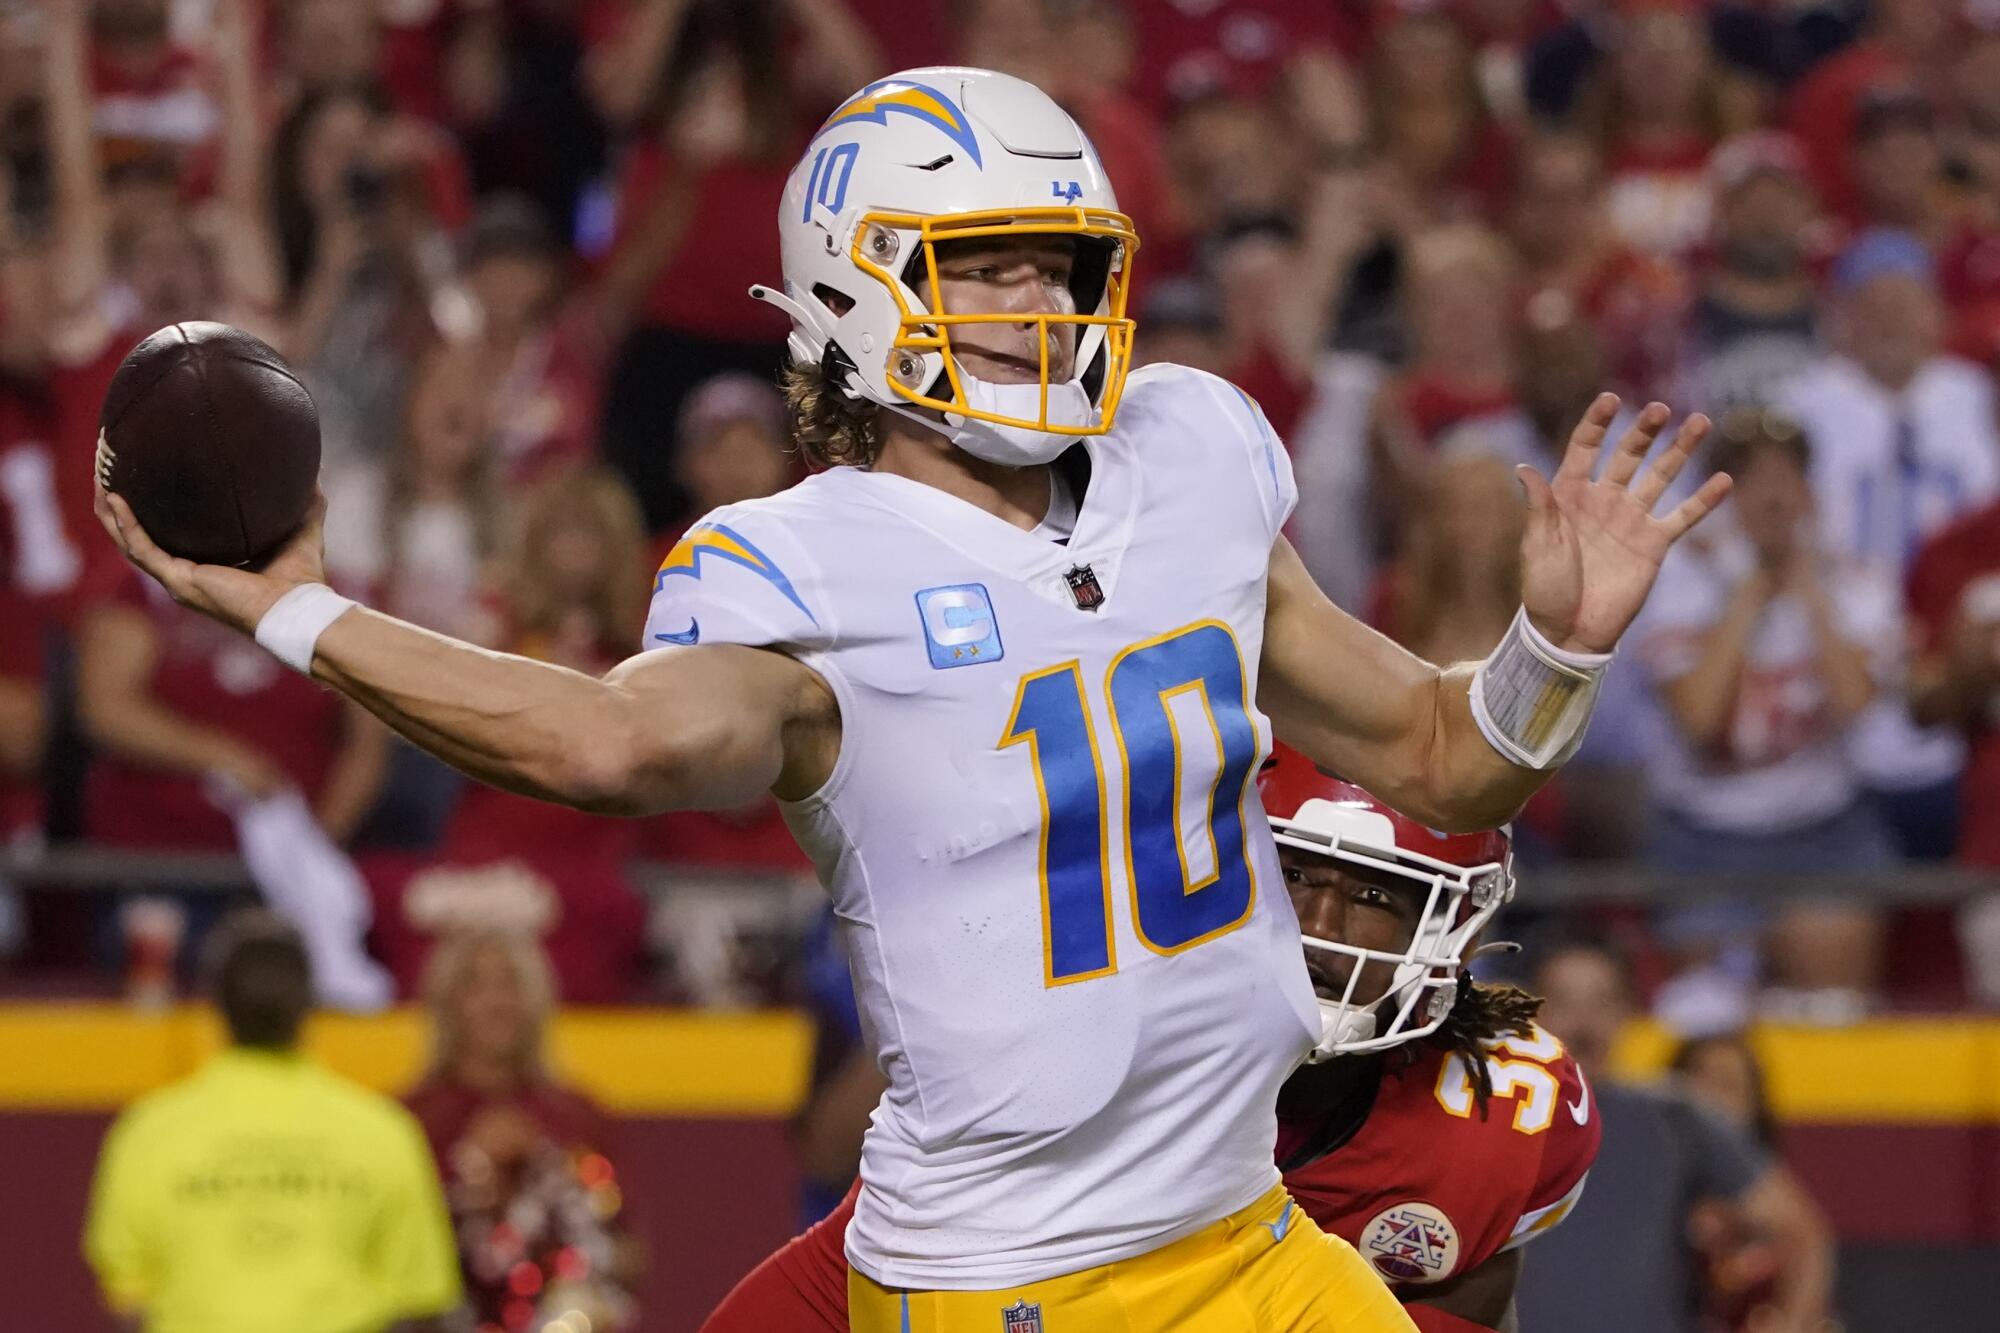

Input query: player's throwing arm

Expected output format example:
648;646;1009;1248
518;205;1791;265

93;482;840;819
1259;394;1727;829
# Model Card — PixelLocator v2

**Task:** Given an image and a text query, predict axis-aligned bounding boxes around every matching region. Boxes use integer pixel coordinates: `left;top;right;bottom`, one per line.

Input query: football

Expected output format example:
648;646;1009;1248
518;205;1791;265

95;322;321;568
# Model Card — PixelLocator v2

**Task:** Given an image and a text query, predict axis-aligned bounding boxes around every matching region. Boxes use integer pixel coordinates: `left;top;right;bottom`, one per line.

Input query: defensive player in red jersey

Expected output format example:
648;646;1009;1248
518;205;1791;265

1265;753;1598;1332
702;749;1598;1333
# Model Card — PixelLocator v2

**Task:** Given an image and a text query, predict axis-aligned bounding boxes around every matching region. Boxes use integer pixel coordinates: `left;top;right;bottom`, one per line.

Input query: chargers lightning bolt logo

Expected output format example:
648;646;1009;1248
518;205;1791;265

815;79;984;168
653;523;816;644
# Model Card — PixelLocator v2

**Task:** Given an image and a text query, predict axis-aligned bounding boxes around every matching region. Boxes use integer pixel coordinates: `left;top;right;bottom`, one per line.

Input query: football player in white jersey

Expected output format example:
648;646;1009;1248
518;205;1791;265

100;67;1728;1333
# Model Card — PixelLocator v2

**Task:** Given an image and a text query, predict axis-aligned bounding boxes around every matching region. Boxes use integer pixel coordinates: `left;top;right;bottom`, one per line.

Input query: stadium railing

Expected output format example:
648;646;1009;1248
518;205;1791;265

5;842;1997;904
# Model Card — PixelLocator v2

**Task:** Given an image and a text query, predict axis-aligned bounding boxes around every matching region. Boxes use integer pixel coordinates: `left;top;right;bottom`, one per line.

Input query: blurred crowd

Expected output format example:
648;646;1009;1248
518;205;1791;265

0;0;1998;1031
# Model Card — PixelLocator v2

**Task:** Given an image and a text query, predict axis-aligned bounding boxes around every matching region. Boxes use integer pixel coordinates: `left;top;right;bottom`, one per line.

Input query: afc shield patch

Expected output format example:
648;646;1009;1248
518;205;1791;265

1360;1200;1461;1285
1000;1299;1044;1333
916;583;1005;669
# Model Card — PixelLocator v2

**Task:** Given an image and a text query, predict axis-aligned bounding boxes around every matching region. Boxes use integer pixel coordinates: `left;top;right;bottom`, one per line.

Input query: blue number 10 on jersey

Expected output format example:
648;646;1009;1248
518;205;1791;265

1000;620;1263;986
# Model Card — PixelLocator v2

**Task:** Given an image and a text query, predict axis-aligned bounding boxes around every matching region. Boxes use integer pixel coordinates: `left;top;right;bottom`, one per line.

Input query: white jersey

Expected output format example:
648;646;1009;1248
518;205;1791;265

642;364;1320;1288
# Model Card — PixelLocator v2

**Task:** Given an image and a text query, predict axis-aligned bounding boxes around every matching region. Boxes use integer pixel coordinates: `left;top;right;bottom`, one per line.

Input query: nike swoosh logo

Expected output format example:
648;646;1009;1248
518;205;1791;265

654;619;700;646
1263;1204;1295;1244
1568;1074;1591;1124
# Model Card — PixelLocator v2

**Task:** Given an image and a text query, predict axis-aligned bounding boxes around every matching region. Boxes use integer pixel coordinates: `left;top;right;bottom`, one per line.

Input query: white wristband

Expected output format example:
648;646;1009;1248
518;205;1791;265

253;583;357;675
1468;607;1613;770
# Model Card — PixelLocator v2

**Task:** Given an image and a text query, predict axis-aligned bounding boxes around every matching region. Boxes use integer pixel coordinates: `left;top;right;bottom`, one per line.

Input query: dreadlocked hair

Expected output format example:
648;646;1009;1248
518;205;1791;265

1423;978;1545;1118
780;362;884;470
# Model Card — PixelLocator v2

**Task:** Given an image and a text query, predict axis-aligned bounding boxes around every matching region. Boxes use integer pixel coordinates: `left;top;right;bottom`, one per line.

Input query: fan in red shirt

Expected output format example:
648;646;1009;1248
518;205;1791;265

0;386;83;614
1368;9;1518;224
0;388;65;888
701;751;1598;1333
1133;0;1367;115
1508;131;1689;400
42;0;287;609
1368;225;1523;526
1908;498;2000;867
405;929;642;1329
580;0;881;528
1785;0;1959;225
78;571;384;853
1586;0;1743;264
88;0;217;177
0;521;47;846
365;467;657;1003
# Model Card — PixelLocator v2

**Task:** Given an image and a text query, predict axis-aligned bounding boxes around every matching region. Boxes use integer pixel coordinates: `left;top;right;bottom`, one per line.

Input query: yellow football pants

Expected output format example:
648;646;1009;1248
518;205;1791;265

850;1184;1417;1333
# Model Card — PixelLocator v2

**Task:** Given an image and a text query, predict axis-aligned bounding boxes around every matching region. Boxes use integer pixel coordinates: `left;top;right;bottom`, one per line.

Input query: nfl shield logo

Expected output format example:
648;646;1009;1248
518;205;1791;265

1063;563;1104;611
1000;1299;1044;1333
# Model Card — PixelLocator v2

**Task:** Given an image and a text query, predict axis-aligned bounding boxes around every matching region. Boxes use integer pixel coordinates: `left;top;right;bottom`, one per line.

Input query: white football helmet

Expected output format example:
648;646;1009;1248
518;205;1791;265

1261;748;1516;1062
749;67;1139;468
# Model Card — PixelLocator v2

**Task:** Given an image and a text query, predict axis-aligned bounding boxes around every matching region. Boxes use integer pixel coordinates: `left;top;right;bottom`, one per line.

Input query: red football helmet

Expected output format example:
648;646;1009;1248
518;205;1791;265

1260;746;1514;1061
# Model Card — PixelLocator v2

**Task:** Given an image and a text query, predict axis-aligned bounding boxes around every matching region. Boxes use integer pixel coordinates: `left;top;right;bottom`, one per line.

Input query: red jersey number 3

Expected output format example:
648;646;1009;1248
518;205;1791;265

1435;1025;1582;1135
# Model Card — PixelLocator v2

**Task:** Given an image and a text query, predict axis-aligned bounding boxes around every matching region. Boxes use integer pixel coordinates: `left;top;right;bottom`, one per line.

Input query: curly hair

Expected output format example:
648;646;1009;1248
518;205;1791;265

780;362;884;470
1422;978;1545;1117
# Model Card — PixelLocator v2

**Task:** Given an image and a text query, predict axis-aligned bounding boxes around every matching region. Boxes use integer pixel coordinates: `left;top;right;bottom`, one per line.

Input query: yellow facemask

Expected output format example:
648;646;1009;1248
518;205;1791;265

848;206;1141;437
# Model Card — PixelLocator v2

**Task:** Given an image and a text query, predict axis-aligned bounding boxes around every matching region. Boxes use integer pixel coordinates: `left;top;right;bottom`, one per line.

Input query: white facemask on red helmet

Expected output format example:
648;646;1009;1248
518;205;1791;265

1260;747;1515;1063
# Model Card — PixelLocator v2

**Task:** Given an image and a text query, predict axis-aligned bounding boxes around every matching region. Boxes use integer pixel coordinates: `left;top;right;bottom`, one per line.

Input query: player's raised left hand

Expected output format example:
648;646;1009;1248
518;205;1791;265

1517;394;1729;655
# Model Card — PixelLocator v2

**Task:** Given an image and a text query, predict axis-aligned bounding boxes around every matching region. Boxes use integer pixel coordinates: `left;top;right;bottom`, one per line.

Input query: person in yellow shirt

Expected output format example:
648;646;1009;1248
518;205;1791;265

84;910;463;1333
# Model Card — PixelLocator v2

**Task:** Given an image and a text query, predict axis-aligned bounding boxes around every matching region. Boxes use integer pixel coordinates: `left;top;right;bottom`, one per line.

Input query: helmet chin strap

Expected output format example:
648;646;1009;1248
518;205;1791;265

941;374;1098;468
1305;1000;1381;1065
868;367;1098;470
